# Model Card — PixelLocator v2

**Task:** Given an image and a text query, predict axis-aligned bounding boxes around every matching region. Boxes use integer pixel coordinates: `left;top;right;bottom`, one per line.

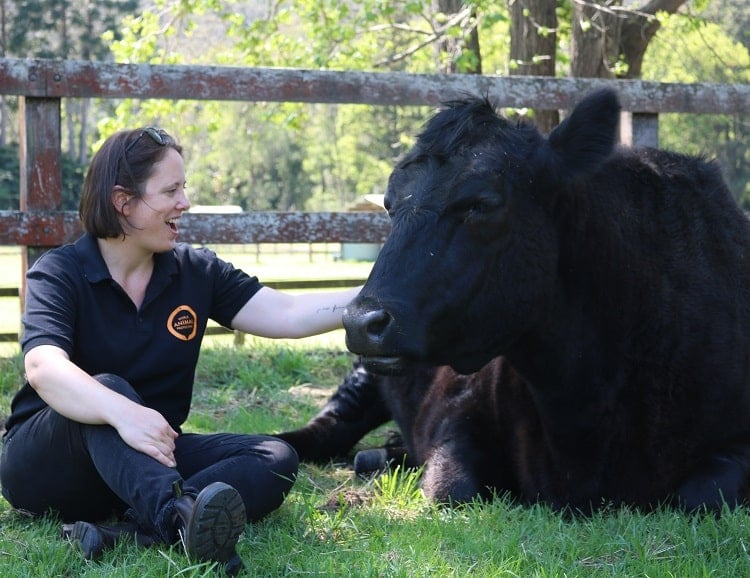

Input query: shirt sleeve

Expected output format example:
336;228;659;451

20;248;80;357
194;248;263;327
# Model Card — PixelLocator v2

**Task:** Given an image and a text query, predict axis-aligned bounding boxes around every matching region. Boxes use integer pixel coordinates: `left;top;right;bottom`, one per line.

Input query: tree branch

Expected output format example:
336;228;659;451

373;6;474;68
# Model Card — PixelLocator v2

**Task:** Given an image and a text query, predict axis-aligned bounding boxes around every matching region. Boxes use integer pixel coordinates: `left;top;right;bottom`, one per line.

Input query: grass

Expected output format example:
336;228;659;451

1;343;750;577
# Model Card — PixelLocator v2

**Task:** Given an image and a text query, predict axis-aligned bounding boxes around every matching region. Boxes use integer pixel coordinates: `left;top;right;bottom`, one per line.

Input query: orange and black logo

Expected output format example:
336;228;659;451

167;305;198;341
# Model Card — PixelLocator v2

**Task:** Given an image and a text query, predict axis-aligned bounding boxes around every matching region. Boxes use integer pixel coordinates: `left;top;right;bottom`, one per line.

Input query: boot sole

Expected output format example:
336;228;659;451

184;482;246;563
70;521;105;560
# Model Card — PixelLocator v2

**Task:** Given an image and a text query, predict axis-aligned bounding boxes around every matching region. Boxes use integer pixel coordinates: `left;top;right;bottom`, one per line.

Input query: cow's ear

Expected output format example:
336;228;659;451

546;88;620;178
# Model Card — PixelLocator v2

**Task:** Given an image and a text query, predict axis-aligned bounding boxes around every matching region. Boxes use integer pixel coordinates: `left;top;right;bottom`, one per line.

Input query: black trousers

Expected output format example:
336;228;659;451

0;374;298;541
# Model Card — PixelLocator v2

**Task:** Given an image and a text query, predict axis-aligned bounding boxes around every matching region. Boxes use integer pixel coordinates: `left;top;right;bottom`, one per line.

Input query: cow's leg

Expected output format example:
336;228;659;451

675;441;750;512
275;360;392;463
353;443;409;476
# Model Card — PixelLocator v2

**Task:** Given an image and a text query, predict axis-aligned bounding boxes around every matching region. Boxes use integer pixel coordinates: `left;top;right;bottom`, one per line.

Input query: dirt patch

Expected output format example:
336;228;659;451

287;383;335;402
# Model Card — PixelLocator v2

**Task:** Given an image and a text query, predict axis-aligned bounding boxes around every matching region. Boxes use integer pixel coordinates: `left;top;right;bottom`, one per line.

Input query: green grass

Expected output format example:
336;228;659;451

1;344;750;576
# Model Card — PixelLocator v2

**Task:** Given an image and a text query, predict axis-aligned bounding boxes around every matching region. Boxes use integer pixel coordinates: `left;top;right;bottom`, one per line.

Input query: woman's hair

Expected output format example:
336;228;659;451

79;128;183;238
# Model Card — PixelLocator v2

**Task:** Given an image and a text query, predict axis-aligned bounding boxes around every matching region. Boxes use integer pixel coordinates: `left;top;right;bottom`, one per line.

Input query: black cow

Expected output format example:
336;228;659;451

280;89;750;513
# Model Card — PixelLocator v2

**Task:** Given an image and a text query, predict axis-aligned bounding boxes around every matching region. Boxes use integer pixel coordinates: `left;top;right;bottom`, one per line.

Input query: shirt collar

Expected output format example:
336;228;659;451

74;233;179;285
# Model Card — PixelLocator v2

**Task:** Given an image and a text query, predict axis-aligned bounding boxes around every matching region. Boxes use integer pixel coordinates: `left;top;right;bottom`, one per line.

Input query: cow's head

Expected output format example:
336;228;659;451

344;89;621;374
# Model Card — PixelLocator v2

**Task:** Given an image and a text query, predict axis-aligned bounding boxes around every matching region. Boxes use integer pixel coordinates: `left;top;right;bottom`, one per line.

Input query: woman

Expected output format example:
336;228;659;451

0;127;359;572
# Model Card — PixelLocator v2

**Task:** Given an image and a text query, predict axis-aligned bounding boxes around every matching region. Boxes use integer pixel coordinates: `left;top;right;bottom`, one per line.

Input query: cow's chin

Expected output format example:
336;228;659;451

359;355;410;375
359;352;489;376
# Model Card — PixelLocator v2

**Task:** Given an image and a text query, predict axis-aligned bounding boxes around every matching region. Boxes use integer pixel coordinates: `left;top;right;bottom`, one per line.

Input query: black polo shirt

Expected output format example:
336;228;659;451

5;234;262;433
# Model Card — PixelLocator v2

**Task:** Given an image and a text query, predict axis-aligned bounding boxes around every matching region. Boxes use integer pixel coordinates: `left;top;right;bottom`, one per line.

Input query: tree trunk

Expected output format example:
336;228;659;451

0;0;6;147
433;0;482;74
570;0;617;78
570;0;689;79
507;0;559;132
619;0;688;78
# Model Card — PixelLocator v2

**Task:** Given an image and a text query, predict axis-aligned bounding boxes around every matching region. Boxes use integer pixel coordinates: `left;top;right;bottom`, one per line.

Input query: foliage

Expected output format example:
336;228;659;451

702;0;750;50
7;0;139;60
0;143;85;210
4;0;141;164
642;12;750;205
1;0;746;210
97;0;512;210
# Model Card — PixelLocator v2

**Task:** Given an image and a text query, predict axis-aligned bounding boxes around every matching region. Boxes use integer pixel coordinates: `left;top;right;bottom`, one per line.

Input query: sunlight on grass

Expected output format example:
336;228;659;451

373;465;426;514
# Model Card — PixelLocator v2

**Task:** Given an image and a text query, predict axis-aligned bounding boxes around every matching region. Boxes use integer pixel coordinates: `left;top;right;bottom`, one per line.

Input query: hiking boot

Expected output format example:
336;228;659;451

61;520;154;560
224;552;246;576
172;481;246;565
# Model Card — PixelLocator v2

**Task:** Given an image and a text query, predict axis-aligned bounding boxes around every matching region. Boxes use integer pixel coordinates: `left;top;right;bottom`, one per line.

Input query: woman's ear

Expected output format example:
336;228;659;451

112;186;132;215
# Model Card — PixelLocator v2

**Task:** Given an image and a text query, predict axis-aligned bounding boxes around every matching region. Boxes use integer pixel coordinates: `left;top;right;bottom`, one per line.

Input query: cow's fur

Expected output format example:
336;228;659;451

280;89;750;513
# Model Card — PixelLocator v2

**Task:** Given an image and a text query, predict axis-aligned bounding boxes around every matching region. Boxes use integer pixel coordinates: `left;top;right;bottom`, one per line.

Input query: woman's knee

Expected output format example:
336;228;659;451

93;374;142;403
266;436;299;479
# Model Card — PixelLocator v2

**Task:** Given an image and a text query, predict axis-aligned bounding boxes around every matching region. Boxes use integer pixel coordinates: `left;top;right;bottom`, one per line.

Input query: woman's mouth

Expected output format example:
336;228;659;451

166;217;179;233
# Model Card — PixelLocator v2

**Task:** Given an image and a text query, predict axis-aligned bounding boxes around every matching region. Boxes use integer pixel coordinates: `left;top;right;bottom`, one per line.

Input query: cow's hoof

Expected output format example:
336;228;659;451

354;448;389;475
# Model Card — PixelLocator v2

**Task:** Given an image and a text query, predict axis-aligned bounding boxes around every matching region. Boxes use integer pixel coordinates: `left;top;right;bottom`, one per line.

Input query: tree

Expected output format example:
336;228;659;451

569;0;689;79
7;0;138;163
0;0;14;147
12;0;739;214
507;0;559;131
702;0;748;51
642;12;749;205
0;143;83;210
432;0;483;73
105;0;494;210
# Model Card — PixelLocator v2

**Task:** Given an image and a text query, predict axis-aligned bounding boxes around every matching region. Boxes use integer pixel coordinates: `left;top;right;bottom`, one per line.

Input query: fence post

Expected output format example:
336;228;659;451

619;111;659;148
19;95;63;317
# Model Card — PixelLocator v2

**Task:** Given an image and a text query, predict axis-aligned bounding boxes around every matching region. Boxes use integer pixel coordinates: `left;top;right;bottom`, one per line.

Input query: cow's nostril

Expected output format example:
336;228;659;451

361;308;392;339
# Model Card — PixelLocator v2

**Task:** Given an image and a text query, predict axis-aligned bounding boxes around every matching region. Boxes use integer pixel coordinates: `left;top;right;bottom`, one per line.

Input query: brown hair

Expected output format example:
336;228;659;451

79;128;183;238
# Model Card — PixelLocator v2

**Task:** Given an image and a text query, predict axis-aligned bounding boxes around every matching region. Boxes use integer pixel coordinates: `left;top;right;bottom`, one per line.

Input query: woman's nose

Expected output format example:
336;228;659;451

178;190;190;210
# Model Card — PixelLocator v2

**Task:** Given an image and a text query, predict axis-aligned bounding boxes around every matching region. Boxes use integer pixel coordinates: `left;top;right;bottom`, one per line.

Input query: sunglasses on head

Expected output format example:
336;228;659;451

124;127;170;154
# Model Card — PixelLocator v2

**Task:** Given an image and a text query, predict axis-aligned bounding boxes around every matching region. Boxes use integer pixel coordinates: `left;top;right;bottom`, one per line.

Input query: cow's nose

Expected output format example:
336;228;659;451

343;306;394;355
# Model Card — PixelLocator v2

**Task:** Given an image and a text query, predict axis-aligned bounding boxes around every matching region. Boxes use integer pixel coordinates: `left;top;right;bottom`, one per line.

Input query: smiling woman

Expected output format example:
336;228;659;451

0;127;360;572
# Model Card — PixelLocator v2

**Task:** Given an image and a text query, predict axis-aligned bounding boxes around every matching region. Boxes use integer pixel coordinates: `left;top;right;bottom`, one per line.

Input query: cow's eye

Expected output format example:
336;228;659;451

453;193;504;222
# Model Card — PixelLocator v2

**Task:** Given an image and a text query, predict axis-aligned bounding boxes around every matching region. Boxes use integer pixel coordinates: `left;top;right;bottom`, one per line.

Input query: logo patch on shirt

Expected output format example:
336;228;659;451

167;305;198;341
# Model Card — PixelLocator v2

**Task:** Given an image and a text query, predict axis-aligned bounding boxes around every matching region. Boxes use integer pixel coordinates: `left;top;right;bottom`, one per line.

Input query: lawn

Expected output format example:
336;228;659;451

1;343;749;577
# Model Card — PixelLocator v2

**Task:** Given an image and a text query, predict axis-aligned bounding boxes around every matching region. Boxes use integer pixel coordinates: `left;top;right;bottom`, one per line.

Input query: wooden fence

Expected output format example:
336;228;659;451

1;57;749;341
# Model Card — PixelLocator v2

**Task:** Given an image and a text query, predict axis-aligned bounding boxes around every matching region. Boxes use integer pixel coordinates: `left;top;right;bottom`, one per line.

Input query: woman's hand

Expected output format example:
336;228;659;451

113;403;178;467
25;344;178;467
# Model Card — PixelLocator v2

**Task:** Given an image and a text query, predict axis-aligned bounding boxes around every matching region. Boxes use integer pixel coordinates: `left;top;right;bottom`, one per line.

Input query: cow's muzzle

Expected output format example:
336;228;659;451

343;304;410;374
343;306;392;353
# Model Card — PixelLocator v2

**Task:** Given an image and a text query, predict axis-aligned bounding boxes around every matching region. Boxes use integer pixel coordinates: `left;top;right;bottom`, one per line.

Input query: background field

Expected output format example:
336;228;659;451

0;243;375;357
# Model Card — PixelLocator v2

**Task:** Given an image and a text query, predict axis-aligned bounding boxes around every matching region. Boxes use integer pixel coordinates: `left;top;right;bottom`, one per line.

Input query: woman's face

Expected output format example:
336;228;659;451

123;148;190;253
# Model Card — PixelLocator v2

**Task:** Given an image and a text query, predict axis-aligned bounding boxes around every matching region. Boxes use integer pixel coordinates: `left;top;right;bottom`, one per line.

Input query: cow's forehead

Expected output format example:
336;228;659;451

387;140;522;210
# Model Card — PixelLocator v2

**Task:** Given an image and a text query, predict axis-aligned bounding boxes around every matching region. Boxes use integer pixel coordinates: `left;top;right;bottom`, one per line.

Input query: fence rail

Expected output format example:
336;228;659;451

0;210;392;247
3;58;747;111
